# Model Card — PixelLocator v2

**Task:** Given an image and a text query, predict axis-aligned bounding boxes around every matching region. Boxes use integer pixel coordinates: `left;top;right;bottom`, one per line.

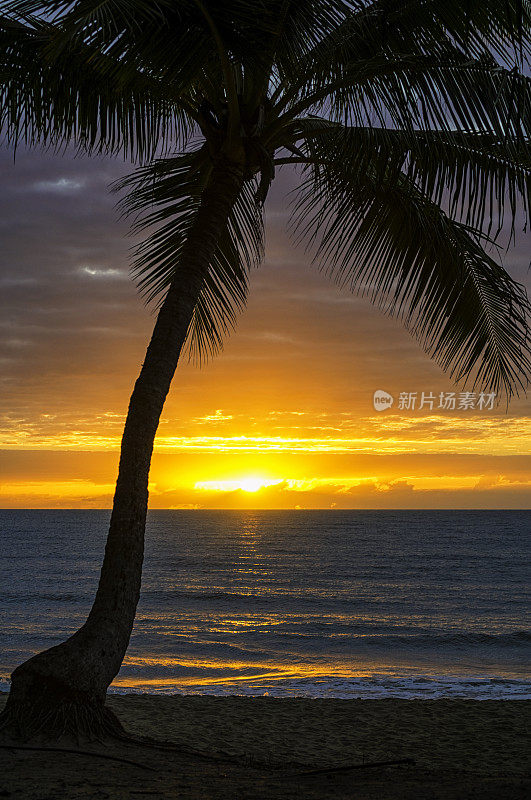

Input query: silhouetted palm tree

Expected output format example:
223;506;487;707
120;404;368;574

0;1;529;738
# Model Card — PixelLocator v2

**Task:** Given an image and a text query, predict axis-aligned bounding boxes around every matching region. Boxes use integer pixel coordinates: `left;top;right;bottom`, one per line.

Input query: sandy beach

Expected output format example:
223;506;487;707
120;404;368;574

1;693;529;798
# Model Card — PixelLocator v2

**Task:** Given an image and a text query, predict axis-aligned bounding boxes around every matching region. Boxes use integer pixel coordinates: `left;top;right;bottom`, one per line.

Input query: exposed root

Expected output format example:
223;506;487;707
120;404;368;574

114;730;236;764
0;696;234;766
1;719;417;779
0;743;155;771
293;757;416;776
0;693;126;744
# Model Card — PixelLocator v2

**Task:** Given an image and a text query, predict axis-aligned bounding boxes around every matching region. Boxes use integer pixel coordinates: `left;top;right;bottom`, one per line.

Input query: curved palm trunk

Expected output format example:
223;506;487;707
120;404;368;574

0;155;244;740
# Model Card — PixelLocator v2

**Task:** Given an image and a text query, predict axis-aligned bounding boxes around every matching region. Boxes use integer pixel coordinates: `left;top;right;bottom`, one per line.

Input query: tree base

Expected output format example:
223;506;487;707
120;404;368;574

0;669;125;743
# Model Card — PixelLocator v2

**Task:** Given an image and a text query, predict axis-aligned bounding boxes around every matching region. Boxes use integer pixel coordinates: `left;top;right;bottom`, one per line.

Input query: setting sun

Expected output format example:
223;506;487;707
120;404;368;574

194;477;282;493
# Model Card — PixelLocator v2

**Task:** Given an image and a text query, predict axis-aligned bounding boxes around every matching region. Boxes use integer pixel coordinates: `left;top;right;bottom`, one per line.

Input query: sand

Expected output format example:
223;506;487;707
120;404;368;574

1;693;529;798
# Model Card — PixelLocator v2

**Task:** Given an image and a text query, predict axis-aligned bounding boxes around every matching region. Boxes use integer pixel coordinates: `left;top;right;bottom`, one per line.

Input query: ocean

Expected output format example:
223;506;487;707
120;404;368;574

0;510;529;699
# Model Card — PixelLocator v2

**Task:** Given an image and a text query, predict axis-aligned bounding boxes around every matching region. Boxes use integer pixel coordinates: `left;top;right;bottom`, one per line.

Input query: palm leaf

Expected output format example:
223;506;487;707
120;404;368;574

276;0;529;108
290;127;531;397
0;14;197;158
115;150;264;360
289;118;530;238
278;53;530;142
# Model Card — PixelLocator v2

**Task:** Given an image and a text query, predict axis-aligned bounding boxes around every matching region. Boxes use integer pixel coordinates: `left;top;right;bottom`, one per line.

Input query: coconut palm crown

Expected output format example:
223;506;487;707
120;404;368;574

0;0;530;738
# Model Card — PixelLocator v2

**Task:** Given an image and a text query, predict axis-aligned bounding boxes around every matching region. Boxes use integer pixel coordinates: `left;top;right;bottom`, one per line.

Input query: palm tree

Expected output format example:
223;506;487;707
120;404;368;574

0;0;529;739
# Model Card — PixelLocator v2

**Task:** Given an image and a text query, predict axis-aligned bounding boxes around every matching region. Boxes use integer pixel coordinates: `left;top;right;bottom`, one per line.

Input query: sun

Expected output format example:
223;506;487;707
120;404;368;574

194;476;281;493
238;477;268;493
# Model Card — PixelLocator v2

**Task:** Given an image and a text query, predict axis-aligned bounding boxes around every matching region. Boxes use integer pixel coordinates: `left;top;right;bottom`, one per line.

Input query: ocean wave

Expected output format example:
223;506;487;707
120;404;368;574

1;672;530;699
0;592;88;603
129;627;531;648
138;590;415;606
118;663;283;678
324;630;531;647
104;675;531;700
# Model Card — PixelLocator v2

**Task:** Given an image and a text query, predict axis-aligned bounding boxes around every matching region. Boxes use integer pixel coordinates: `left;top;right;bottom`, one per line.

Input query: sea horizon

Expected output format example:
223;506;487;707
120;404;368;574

1;507;529;511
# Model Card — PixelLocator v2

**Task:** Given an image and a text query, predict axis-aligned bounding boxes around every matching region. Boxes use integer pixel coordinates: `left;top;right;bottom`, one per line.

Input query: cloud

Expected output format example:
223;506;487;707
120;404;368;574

192;410;234;424
79;266;128;279
31;177;85;193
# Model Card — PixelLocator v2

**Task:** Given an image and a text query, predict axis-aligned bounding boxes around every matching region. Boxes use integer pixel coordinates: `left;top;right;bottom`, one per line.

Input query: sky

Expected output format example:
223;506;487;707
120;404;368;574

0;145;530;509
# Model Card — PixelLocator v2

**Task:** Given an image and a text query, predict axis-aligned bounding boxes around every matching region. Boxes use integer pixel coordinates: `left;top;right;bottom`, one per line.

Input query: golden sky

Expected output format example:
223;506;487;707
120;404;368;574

1;148;530;509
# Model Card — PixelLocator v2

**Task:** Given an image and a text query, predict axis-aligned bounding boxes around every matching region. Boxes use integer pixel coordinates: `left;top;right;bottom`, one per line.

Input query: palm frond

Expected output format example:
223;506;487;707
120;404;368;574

275;0;529;111
388;0;530;64
0;14;196;159
292;118;530;238
265;1;351;85
290;128;531;397
5;1;274;85
278;53;530;143
115;150;264;360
